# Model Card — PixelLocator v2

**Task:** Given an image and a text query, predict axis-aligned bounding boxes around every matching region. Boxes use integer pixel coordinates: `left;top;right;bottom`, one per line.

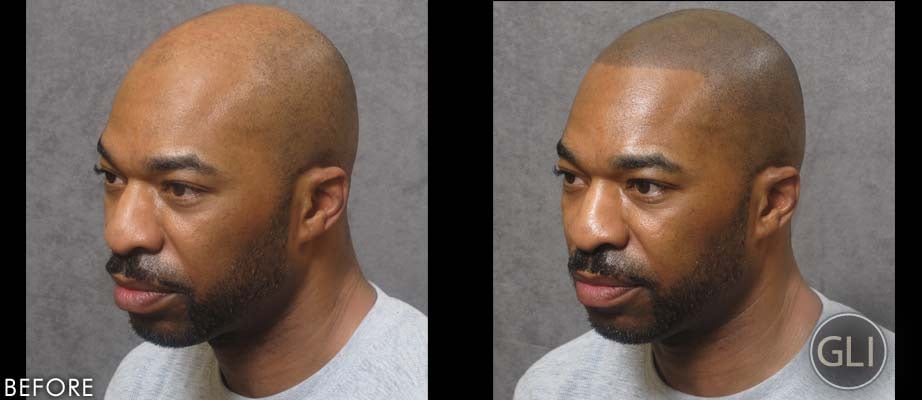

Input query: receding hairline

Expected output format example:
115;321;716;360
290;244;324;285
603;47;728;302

587;8;806;175
121;3;359;180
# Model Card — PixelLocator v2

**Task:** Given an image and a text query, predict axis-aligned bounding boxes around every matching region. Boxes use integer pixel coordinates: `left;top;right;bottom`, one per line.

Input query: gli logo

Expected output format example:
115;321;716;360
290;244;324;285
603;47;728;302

810;313;887;390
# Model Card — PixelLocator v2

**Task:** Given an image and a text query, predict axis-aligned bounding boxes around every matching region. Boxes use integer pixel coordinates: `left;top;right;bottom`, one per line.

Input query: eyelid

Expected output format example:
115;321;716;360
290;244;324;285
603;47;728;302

626;179;671;197
93;164;126;184
553;165;581;176
553;165;589;187
162;182;209;203
627;178;670;188
163;181;205;193
92;164;110;175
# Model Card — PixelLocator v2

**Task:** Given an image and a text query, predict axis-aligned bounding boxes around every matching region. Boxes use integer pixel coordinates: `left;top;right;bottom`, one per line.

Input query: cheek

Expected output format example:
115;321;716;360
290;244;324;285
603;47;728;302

162;206;271;293
627;204;722;285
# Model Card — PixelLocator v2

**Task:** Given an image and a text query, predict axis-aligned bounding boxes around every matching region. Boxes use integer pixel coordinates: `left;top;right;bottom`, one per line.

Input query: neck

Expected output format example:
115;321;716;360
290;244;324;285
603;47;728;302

209;238;377;398
651;243;822;397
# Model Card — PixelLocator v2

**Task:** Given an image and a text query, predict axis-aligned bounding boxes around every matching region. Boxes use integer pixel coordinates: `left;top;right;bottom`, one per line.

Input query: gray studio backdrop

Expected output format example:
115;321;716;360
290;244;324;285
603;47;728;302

27;0;426;396
493;2;894;399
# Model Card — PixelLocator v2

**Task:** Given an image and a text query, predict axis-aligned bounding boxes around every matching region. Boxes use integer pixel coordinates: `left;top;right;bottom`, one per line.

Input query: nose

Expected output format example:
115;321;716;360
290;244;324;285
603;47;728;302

104;182;164;256
564;181;629;253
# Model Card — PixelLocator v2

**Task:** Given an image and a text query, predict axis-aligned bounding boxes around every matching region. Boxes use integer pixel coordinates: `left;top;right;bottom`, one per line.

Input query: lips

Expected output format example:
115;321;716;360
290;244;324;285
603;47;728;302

572;272;641;308
111;275;172;292
111;275;179;314
572;271;638;287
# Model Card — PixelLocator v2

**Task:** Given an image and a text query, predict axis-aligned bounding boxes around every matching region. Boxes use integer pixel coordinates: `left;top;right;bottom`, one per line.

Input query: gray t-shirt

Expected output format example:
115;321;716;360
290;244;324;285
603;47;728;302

105;283;427;400
514;289;894;399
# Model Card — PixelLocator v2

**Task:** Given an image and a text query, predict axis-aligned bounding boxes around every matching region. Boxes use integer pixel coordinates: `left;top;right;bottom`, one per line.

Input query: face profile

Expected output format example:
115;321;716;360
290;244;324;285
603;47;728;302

513;8;894;399
554;11;795;344
558;8;805;345
97;3;356;349
93;4;427;399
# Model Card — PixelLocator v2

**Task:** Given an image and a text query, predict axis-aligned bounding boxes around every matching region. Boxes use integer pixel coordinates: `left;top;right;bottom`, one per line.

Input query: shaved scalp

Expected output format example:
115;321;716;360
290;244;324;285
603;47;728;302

125;3;358;182
597;9;805;178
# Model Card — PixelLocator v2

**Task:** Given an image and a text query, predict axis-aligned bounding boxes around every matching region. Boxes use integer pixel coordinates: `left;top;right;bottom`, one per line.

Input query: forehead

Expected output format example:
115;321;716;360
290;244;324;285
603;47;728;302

563;64;733;172
100;59;274;175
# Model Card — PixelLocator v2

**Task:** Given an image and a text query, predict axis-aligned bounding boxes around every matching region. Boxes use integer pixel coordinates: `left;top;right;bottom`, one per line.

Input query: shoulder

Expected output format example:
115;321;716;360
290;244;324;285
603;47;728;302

514;330;644;400
338;286;427;399
814;289;895;347
368;284;428;349
105;342;216;399
521;330;601;374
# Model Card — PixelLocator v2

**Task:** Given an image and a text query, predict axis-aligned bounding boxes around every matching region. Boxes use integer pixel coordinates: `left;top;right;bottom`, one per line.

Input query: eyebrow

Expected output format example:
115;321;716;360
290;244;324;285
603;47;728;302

556;139;684;173
145;154;219;176
612;153;683;173
97;138;220;176
97;138;115;166
556;140;578;165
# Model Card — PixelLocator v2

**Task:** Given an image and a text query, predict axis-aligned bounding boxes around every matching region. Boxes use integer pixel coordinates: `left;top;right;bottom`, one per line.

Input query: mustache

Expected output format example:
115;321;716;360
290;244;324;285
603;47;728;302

106;253;190;294
567;245;656;288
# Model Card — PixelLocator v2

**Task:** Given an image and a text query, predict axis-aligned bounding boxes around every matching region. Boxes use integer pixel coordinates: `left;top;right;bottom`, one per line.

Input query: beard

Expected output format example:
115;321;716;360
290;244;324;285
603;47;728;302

106;197;291;348
568;194;750;344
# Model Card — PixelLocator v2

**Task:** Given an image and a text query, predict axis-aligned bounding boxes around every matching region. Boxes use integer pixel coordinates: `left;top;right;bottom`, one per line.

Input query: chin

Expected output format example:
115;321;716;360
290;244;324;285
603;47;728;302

586;310;664;344
129;315;209;348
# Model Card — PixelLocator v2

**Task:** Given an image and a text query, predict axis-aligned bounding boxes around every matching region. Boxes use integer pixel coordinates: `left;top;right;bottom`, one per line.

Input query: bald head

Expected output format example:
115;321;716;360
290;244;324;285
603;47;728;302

593;9;805;178
113;3;358;183
98;5;367;349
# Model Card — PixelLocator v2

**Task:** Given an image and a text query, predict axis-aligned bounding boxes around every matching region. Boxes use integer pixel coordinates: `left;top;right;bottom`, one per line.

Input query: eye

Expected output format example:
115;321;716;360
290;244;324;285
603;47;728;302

163;182;203;199
553;166;585;187
627;179;667;196
635;181;653;194
93;165;124;186
561;171;576;184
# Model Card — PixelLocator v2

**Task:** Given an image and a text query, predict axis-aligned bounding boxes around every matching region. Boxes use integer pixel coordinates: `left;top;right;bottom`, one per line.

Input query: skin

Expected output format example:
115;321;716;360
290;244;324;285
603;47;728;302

97;4;374;397
557;9;822;396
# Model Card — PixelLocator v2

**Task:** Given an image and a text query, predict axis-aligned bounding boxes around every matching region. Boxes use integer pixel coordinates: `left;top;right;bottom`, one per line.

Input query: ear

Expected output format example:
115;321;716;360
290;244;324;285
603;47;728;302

291;166;350;244
751;166;800;240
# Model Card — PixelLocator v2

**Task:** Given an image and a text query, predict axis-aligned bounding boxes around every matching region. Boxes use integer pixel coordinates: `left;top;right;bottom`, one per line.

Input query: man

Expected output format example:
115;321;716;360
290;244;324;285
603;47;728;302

98;4;426;399
515;9;893;399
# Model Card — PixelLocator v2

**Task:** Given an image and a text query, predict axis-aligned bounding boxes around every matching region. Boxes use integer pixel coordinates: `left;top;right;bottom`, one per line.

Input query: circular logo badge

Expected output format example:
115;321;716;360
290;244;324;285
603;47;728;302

810;312;887;390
